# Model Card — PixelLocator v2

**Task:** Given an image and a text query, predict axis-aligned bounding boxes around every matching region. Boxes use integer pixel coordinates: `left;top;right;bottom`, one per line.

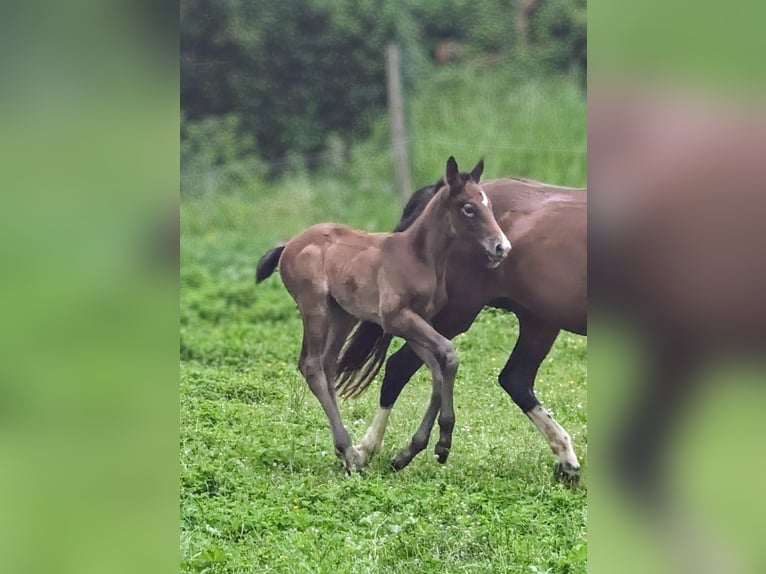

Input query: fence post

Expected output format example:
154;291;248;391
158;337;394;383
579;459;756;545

385;43;413;204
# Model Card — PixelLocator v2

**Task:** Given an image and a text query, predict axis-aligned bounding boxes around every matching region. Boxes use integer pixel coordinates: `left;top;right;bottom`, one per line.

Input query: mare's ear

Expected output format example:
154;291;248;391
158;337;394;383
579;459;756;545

470;159;484;183
446;156;460;187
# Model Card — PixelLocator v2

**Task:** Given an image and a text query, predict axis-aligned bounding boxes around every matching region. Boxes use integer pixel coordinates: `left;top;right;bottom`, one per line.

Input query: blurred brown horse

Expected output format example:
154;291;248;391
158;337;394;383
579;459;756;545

256;157;510;472
335;177;587;480
590;86;766;497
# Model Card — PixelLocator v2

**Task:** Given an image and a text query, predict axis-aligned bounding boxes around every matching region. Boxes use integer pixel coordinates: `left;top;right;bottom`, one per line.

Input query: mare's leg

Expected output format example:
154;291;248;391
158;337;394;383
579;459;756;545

351;346;422;466
355;306;480;465
612;344;743;574
612;341;697;503
351;347;422;465
298;303;359;473
498;313;581;483
381;345;425;408
381;310;458;470
322;301;361;471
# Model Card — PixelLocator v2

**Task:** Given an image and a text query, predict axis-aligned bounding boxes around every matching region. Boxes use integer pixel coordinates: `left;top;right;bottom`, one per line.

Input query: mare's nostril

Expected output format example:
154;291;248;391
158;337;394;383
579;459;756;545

494;243;505;257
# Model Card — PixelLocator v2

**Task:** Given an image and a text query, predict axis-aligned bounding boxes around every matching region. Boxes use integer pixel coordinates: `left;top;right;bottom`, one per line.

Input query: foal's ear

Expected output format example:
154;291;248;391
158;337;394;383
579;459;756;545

470;159;484;183
446;156;460;186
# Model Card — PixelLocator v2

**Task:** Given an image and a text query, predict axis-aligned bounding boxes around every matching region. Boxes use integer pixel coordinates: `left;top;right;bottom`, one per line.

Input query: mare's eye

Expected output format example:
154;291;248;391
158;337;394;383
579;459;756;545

461;203;476;217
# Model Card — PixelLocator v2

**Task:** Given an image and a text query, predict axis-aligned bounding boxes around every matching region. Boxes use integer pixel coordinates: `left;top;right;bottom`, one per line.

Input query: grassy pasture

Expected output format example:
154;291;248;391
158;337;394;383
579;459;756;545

181;73;587;573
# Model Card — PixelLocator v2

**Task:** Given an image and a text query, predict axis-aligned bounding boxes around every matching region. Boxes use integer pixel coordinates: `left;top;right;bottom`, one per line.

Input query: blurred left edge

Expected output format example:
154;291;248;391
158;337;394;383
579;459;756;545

0;1;179;574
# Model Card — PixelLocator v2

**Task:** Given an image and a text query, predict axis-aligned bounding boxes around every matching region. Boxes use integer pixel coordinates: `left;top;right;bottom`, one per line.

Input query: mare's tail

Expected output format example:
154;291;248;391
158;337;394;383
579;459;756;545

255;243;286;283
335;321;394;399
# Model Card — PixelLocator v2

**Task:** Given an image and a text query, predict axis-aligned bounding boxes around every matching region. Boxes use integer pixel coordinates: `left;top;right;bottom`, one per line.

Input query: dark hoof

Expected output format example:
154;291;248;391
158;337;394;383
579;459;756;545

434;445;450;464
390;452;411;471
554;461;581;486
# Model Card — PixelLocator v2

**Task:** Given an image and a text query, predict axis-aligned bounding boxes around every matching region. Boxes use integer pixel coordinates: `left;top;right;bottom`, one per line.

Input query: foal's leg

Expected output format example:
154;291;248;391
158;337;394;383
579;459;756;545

389;341;447;470
382;310;458;470
498;314;581;483
355;307;480;466
298;304;359;473
323;304;362;472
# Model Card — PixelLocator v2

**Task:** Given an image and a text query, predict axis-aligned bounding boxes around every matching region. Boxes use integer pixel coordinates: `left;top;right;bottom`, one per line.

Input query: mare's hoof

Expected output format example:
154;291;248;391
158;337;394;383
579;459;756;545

390;452;411;472
342;449;364;475
554;461;581;486
350;445;370;467
434;444;450;464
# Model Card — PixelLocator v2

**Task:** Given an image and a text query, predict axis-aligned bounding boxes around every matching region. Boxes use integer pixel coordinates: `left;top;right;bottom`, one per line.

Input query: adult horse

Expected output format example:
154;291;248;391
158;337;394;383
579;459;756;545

255;158;510;473
335;177;587;481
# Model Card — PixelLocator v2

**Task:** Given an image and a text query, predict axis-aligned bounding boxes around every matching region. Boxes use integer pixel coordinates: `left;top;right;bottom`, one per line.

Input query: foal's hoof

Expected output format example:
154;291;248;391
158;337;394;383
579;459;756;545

434;444;450;464
554;461;581;486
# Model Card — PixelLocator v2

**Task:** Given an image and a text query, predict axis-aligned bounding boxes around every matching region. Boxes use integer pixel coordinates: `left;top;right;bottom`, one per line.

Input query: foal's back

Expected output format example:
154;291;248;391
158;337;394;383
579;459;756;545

278;222;388;319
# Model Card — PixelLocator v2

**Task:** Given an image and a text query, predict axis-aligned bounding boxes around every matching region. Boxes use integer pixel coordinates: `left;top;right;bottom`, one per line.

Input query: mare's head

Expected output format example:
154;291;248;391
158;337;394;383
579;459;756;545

437;156;511;268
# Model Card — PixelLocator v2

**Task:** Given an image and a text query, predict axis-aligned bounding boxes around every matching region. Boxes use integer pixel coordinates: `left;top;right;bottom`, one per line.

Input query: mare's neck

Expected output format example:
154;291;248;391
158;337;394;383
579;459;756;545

405;188;456;268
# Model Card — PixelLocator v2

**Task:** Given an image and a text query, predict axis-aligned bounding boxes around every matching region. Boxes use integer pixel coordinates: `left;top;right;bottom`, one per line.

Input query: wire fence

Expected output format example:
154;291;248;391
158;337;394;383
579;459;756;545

181;139;585;181
181;47;587;194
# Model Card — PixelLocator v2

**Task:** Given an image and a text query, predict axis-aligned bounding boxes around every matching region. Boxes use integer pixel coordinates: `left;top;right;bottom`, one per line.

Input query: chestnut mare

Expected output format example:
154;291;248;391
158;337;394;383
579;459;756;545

255;158;510;473
335;177;587;482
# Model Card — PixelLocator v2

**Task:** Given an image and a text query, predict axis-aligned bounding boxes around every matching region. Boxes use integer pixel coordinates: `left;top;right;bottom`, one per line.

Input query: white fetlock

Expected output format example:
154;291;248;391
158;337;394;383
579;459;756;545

355;408;391;466
351;445;370;466
527;405;581;480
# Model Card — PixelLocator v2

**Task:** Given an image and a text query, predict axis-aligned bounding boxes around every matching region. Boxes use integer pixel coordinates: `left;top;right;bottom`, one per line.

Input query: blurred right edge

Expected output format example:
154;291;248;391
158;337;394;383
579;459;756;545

588;0;766;573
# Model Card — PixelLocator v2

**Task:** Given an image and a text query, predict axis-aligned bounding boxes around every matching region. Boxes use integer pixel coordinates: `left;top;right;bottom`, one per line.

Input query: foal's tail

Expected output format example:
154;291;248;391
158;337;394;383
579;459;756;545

255;243;286;283
335;321;394;399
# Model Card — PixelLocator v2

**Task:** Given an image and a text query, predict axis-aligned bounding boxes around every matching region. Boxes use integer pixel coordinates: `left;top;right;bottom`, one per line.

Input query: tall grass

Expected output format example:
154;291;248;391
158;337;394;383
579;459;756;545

407;67;586;187
343;65;586;198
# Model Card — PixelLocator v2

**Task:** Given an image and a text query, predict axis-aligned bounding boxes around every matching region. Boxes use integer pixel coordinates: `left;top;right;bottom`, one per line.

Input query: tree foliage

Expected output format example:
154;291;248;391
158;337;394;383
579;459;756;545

181;0;586;174
529;0;586;81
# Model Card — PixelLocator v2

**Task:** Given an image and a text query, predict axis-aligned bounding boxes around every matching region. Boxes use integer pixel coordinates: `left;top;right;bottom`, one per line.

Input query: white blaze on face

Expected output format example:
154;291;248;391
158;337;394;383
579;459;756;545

479;188;489;206
526;405;580;469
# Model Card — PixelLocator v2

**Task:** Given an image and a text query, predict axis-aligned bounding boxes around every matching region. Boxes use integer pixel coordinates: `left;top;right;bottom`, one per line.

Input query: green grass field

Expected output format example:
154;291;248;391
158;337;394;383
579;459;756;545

181;72;587;573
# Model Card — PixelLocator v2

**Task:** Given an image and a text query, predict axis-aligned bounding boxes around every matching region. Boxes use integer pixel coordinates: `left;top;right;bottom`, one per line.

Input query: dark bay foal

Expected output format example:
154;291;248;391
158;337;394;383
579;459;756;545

256;157;510;472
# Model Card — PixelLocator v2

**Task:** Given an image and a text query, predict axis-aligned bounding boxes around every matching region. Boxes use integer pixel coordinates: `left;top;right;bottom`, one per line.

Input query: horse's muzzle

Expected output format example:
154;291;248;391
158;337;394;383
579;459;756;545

485;235;511;268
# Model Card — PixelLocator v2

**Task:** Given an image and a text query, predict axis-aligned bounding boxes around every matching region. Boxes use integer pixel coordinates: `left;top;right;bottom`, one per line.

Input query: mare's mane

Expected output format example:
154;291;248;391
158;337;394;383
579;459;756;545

393;178;443;233
393;175;582;235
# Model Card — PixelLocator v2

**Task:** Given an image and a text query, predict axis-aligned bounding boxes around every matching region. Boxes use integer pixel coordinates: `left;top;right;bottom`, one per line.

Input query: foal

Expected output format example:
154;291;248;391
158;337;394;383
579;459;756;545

256;157;511;472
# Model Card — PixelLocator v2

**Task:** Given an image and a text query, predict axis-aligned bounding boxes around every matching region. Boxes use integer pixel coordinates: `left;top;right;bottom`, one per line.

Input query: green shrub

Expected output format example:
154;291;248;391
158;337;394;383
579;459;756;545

529;0;586;78
180;114;267;196
181;0;587;175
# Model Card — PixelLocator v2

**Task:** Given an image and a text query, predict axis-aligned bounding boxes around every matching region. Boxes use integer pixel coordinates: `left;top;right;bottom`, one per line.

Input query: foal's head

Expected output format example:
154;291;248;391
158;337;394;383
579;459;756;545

441;156;511;268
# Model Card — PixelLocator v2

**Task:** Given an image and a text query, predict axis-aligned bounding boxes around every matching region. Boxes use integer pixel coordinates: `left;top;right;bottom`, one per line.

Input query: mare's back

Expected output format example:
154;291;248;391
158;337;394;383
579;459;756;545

485;178;586;216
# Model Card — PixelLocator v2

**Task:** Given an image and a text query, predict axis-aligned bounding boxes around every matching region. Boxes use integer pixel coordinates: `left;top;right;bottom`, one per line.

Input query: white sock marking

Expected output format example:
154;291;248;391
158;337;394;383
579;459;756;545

355;408;391;463
526;405;580;469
